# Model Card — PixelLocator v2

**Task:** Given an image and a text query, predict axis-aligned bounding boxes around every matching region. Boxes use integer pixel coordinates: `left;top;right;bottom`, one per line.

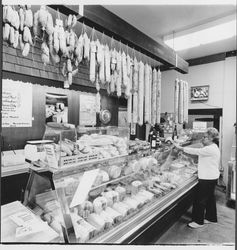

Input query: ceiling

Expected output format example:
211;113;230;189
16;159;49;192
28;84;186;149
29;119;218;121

103;5;236;60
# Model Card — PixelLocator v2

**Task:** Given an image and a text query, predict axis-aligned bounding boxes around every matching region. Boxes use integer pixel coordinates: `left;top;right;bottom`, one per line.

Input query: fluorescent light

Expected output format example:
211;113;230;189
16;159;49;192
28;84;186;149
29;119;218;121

165;20;236;51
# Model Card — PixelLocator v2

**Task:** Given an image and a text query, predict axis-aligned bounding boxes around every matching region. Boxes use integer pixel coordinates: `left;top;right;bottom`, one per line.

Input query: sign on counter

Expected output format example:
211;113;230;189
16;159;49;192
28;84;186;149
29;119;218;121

2;79;32;127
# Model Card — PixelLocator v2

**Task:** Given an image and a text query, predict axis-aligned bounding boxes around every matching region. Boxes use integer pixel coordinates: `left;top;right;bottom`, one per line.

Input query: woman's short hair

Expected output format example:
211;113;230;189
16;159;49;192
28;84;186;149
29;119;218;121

207;127;219;140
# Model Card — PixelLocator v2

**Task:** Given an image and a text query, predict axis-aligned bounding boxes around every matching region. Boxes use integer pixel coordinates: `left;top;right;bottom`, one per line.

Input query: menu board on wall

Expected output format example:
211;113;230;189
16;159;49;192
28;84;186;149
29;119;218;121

2;79;32;127
79;93;96;126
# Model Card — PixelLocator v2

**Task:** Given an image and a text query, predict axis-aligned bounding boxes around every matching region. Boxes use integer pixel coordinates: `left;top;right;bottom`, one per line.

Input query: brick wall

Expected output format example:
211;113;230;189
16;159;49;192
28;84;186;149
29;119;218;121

2;40;101;89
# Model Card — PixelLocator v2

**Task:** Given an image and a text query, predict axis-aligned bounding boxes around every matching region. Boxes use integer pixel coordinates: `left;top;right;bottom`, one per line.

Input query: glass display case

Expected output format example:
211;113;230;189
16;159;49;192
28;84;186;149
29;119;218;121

39;124;129;169
23;144;198;244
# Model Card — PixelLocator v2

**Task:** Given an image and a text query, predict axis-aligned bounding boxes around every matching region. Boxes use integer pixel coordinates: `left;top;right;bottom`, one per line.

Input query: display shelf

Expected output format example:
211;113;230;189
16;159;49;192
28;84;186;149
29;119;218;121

23;144;198;244
89;176;197;243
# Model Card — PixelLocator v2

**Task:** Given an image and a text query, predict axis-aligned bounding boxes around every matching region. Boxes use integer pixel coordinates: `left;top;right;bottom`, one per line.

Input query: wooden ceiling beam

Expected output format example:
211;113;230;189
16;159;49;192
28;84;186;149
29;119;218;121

48;5;189;74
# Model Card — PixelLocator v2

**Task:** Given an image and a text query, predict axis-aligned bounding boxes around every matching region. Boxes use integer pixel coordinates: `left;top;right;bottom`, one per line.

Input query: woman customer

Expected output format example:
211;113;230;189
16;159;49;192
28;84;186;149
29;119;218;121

174;127;220;229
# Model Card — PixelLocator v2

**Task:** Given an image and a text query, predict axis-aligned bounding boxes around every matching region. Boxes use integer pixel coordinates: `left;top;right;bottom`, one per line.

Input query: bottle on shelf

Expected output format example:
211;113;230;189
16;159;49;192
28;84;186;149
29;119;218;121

172;124;178;141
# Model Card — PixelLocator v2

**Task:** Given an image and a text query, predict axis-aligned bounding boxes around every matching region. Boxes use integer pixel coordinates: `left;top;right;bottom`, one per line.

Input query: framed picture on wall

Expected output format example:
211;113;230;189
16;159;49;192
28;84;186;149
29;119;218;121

190;85;209;101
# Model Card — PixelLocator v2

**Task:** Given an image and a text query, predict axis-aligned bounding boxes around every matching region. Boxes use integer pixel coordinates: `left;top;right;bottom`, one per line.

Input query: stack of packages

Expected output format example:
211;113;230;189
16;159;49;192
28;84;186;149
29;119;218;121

174;78;189;125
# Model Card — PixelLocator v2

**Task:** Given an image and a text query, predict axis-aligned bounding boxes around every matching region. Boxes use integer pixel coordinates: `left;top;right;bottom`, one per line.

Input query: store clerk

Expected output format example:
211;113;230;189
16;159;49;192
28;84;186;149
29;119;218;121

174;127;220;229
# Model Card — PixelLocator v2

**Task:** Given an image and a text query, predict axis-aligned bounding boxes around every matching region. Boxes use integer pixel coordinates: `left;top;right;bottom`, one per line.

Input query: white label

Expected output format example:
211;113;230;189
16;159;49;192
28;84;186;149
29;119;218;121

193;121;207;132
130;123;136;135
44;144;58;169
10;211;38;226
70;168;99;208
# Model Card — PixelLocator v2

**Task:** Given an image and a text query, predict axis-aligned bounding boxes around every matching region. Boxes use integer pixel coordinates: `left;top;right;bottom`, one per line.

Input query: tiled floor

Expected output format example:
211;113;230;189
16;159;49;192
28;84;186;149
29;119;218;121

155;186;235;245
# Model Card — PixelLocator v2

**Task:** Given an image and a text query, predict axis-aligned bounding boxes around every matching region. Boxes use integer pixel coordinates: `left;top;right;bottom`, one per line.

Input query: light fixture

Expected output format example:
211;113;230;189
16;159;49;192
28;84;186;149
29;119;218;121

165;20;236;51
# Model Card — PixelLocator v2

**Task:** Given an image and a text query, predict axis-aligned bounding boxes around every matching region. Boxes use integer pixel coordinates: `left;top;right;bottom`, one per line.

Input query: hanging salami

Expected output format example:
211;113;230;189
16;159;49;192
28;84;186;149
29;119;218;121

174;78;179;124
138;61;145;126
178;80;184;124
156;69;161;124
116;50;122;97
151;68;157;125
89;40;97;83
144;63;150;123
132;57;139;124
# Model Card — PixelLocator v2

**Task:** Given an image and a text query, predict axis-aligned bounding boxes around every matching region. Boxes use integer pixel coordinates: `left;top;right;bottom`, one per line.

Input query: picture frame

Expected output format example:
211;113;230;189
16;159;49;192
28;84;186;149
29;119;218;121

190;85;209;101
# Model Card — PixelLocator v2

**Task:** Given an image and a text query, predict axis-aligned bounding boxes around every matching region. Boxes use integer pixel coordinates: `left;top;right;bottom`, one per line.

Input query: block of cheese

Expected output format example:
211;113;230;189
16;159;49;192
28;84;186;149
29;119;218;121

112;202;130;217
115;186;126;201
107;165;121;179
105;207;123;223
99;210;114;229
87;213;106;232
93;196;108;214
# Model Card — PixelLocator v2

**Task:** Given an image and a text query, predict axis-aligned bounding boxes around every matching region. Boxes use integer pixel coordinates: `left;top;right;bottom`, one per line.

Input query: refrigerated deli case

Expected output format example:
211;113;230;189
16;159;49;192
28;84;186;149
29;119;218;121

23;143;198;244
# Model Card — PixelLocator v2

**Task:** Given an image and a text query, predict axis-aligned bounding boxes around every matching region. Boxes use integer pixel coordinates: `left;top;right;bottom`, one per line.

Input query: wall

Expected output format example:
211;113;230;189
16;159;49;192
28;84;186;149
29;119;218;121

1;39;122;150
161;56;236;184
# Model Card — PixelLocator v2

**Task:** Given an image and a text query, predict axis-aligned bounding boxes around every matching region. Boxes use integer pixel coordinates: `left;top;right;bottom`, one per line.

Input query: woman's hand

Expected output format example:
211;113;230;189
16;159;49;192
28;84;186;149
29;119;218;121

173;143;184;151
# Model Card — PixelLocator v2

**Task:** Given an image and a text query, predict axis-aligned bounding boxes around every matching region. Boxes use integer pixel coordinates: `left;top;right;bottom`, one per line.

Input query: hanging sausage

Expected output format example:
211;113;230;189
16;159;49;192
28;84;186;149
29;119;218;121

156;69;161;124
132;57;139;124
138;61;145;126
174;78;179;124
178;80;184;124
144;63;150;123
151;68;157;125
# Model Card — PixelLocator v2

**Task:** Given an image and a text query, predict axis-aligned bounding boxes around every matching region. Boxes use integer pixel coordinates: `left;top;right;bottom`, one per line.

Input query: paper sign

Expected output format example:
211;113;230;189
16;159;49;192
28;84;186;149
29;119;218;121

10;211;39;226
79;94;96;126
193;121;207;132
130;123;136;135
70;169;99;208
44;144;58;169
2;79;32;127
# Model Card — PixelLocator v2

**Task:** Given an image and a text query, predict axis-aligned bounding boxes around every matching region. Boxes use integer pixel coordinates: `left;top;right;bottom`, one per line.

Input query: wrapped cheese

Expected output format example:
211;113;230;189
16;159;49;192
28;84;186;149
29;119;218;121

107;165;121;179
99;210;114;228
93;196;108;214
70;212;90;242
104;206;123;223
87;213;106;232
123;197;139;210
131;180;143;194
112;202;129;217
115;186;126;201
138;189;154;201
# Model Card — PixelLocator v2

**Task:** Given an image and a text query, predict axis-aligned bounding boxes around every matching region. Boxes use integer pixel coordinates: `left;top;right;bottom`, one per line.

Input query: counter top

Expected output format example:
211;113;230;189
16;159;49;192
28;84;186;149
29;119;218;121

1;201;60;243
1;163;30;177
